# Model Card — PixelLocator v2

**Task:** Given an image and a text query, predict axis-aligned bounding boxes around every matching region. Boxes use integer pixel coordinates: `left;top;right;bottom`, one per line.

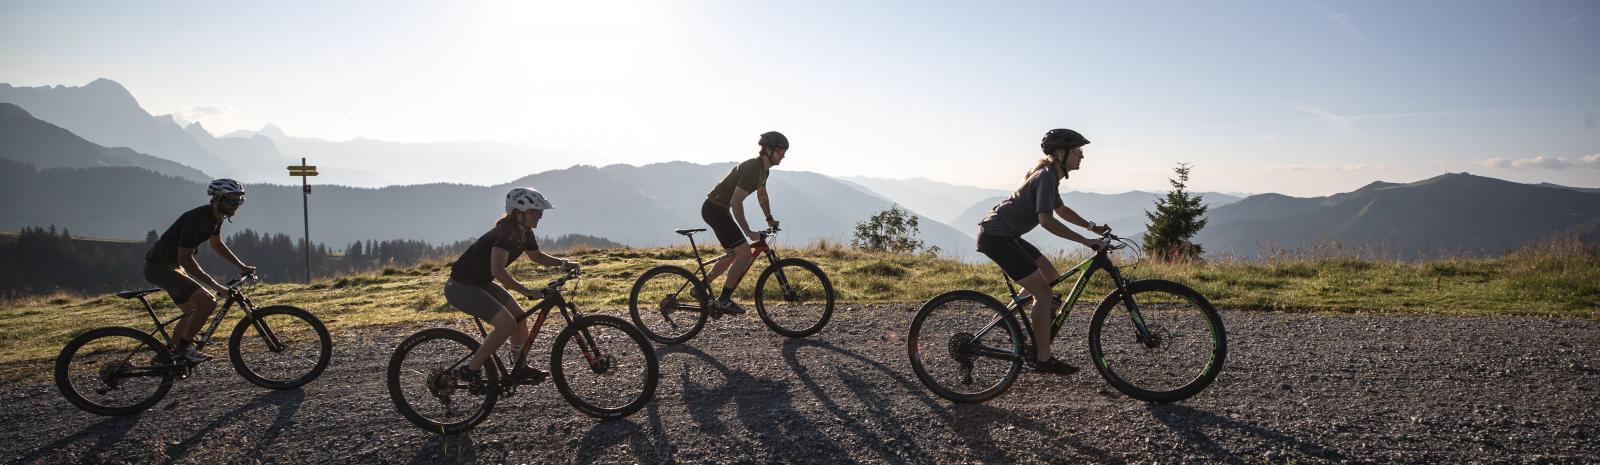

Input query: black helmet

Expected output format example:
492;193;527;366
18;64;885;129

1040;128;1090;154
759;131;789;150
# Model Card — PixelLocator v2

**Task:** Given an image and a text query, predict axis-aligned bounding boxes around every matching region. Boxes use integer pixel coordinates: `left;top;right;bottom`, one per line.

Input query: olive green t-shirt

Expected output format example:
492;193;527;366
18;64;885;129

706;157;769;207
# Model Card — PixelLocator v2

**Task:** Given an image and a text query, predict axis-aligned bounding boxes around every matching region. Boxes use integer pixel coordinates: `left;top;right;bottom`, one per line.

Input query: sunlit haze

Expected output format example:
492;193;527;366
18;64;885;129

3;0;1597;196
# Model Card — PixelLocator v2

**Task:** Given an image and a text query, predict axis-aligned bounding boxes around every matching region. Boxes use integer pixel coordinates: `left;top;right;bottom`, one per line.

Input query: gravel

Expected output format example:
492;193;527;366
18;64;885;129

2;306;1597;464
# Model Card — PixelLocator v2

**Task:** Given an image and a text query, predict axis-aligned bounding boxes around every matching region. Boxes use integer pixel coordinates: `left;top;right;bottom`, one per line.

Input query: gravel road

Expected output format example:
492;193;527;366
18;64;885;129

3;306;1597;464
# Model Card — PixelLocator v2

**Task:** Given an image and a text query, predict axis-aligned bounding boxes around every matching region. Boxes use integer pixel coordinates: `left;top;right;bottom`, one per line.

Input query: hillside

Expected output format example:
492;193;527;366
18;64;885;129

0;103;211;182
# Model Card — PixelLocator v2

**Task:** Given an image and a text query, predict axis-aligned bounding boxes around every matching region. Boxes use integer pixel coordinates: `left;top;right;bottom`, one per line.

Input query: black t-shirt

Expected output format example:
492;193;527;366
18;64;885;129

146;205;222;264
449;222;541;286
706;157;769;207
979;164;1064;237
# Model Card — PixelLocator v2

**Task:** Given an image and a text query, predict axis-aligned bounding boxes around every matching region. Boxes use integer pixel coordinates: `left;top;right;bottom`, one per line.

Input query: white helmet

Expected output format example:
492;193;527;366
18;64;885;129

506;187;554;213
206;178;245;197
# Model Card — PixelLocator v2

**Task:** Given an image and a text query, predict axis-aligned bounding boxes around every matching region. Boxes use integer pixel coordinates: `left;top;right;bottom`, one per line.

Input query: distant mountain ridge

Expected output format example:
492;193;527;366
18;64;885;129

0;103;210;182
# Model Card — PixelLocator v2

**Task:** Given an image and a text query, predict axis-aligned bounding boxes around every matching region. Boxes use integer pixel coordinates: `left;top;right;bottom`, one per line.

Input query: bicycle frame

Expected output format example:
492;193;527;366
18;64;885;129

129;280;284;355
682;231;781;283
987;250;1153;351
465;282;597;385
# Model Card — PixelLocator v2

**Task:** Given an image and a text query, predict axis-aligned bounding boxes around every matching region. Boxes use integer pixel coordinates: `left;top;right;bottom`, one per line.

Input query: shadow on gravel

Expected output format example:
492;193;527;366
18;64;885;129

658;343;854;463
161;387;305;463
574;417;665;464
781;337;949;465
948;403;1122;464
409;432;480;465
15;414;141;464
1148;403;1346;463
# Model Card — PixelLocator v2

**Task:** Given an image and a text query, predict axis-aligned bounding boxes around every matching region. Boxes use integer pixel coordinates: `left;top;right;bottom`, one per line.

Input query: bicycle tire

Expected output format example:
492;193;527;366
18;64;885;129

229;305;332;389
1088;279;1227;403
387;328;499;434
907;290;1024;404
55;326;176;416
627;265;709;344
552;315;659;419
754;258;835;338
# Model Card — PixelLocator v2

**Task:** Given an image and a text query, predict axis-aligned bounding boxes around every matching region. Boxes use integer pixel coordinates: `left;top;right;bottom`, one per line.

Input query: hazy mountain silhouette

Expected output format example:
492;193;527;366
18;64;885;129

231;124;595;187
838;176;1008;224
0;103;210;182
1537;182;1600;195
1196;173;1600;258
0;160;984;260
950;190;1243;242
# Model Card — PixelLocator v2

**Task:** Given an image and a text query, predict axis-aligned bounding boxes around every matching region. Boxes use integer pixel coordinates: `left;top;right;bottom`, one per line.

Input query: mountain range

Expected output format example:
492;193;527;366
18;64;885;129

2;78;1596;261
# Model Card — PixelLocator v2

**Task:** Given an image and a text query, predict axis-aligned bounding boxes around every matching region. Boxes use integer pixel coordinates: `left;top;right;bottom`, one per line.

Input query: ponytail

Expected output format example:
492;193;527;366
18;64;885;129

494;213;529;249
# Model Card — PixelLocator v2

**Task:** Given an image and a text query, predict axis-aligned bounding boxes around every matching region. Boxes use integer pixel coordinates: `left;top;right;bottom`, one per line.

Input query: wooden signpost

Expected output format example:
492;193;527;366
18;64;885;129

288;158;318;283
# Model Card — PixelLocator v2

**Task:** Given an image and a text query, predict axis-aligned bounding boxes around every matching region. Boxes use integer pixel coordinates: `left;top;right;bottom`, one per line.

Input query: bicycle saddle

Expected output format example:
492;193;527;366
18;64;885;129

116;288;162;299
674;228;706;236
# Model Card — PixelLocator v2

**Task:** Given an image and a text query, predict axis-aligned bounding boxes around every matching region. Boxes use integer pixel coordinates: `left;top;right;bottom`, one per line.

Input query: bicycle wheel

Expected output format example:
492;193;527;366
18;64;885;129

628;265;709;344
55;326;176;416
754;258;835;338
387;328;499;434
907;290;1023;403
1088;279;1227;403
552;315;658;419
229;305;332;389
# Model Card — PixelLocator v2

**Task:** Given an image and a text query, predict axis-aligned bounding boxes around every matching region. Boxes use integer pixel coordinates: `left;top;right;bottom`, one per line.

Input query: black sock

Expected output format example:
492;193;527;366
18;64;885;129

719;287;735;301
172;338;191;351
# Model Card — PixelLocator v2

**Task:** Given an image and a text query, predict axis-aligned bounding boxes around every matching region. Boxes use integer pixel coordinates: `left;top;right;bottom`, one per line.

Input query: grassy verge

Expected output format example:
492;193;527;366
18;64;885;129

1;238;1595;369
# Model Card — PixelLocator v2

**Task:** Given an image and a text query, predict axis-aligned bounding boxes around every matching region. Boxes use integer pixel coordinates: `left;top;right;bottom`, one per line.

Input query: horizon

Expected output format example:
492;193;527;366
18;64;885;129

3;1;1598;196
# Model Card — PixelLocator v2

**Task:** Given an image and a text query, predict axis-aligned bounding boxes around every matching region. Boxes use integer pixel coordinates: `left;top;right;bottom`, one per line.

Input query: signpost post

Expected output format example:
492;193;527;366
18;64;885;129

288;158;318;283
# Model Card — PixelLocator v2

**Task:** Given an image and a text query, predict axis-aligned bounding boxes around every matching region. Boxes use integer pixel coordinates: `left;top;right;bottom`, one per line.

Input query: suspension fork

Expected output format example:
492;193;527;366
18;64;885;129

1105;263;1153;343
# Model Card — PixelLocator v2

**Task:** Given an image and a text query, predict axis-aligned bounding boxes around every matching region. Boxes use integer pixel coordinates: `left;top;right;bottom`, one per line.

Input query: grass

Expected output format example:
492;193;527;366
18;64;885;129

0;237;1595;370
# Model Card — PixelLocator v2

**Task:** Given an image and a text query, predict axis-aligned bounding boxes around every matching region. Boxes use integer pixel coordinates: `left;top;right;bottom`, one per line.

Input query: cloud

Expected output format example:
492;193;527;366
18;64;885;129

1474;154;1600;170
1324;11;1365;40
1290;103;1518;134
1293;104;1358;134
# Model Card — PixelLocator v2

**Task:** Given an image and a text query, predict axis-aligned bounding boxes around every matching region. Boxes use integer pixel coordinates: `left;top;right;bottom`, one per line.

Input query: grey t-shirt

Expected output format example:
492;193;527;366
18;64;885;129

978;164;1063;236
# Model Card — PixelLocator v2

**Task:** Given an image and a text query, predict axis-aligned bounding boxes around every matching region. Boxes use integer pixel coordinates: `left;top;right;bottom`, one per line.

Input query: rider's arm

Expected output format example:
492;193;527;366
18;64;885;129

526;250;572;268
1037;213;1094;245
208;234;253;273
756;187;776;226
729;187;758;236
489;248;538;296
176;246;226;291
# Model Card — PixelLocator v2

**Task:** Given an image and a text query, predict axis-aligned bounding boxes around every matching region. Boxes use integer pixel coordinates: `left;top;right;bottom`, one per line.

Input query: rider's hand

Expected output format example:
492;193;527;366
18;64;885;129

560;259;581;273
1083;238;1108;252
1090;223;1112;235
744;229;762;241
765;217;780;230
239;264;257;276
523;288;545;300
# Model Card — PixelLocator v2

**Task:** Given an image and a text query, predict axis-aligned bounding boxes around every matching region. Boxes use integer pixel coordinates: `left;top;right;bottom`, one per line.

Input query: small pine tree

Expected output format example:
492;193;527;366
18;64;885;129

852;205;929;254
1143;163;1208;262
145;230;160;246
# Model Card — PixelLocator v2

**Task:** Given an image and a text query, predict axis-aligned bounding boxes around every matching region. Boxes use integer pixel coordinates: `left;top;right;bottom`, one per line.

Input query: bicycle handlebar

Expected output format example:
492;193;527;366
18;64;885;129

223;273;259;290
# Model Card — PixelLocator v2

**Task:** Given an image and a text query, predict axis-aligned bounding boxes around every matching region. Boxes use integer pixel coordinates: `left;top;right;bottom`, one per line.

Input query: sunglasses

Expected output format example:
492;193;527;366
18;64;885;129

220;197;246;207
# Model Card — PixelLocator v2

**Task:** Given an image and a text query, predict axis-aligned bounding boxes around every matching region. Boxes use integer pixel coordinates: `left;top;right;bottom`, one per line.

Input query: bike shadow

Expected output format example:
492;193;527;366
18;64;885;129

1146;403;1347;462
408;432;483;465
161;387;304;463
14;414;142;463
656;343;856;463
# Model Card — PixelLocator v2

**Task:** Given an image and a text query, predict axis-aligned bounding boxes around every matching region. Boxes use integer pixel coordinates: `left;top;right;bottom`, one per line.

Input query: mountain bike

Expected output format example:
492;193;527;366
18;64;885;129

55;274;332;416
908;232;1226;404
387;270;658;434
628;227;835;344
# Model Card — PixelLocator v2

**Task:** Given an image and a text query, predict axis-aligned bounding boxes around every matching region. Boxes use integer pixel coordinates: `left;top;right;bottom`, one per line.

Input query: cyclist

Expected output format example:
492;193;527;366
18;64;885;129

698;131;787;314
448;187;581;387
143;178;257;364
976;128;1111;375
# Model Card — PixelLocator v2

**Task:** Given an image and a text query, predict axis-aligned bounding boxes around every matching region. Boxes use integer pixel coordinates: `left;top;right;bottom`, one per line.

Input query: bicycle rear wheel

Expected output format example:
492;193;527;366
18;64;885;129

907;290;1023;403
387;328;499;434
552;315;658;419
628;265;709;344
1088;279;1227;403
55;327;176;416
754;258;835;338
229;305;332;389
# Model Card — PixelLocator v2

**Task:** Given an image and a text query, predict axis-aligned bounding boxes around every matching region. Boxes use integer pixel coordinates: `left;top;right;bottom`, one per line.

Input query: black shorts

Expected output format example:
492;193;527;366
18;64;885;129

143;260;206;304
977;232;1044;282
701;199;748;249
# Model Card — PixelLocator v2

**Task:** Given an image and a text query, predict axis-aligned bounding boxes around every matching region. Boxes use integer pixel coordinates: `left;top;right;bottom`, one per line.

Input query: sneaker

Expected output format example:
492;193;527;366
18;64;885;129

176;347;212;365
1032;357;1080;375
511;365;548;385
455;365;485;388
716;299;746;315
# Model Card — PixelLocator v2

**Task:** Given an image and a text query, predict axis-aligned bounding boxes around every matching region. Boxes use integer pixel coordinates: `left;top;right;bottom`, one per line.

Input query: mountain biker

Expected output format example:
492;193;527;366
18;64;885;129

696;131;787;314
977;128;1111;375
448;187;581;387
143;178;257;364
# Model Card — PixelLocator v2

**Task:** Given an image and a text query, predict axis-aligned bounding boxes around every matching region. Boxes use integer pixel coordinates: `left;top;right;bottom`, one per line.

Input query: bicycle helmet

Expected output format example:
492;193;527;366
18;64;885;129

758;131;789;150
206;178;245;197
1040;128;1090;155
506;187;554;213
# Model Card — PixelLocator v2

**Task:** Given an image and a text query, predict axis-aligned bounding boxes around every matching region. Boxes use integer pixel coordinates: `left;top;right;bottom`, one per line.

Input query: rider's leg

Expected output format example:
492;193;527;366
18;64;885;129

721;244;755;300
173;289;217;346
445;280;521;371
1016;271;1056;363
470;307;520;371
704;253;734;285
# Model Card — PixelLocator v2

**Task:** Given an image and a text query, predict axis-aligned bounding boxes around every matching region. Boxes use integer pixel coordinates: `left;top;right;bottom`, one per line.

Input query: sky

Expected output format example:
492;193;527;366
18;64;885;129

2;0;1597;196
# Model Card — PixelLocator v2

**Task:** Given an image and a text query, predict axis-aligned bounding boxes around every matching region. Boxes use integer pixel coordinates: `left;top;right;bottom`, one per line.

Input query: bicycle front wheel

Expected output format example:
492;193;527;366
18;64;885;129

387;328;499;434
1088;279;1227;403
552;315;658;419
229;305;332;389
55;326;176;416
754;258;835;338
628;265;709;344
907;290;1023;404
